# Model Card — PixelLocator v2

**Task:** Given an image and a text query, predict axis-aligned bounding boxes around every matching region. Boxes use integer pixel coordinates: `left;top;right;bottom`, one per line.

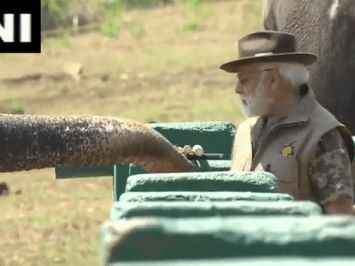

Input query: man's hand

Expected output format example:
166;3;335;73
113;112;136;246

323;197;354;215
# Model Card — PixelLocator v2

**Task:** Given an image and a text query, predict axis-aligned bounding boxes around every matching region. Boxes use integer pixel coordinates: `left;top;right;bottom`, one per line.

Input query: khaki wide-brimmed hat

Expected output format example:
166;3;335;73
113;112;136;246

220;31;318;73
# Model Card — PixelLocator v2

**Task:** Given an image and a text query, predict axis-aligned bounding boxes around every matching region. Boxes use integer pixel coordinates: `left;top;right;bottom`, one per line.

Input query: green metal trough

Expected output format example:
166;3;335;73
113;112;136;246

55;121;236;200
119;191;294;202
53;121;355;265
101;216;355;262
109;258;355;266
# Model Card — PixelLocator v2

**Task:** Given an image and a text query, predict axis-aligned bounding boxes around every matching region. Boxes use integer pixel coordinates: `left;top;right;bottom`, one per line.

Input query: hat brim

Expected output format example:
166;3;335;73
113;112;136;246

220;53;317;73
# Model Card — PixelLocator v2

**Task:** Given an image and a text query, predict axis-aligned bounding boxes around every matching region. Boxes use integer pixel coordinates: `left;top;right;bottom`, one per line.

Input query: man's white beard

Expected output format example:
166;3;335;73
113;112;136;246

240;81;272;118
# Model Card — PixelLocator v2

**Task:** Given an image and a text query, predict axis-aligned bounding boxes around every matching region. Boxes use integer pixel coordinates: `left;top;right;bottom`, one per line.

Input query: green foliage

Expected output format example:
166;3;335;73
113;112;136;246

122;0;176;9
176;0;213;33
41;0;217;35
101;18;121;37
42;0;70;24
100;0;125;37
41;0;177;31
185;0;206;12
102;0;126;17
10;102;25;114
41;0;79;30
181;18;203;32
0;100;25;114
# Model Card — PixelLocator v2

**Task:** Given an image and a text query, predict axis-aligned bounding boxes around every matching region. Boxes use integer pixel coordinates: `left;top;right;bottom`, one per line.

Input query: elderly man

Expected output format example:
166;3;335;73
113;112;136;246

221;31;354;214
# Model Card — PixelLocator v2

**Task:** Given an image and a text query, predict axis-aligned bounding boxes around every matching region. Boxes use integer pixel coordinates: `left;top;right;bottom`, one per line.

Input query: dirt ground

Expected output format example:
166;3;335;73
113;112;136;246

0;1;262;265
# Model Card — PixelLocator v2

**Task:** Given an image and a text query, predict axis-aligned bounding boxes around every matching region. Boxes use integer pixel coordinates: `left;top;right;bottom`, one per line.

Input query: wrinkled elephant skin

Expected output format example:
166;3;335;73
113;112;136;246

263;0;355;133
0;114;194;173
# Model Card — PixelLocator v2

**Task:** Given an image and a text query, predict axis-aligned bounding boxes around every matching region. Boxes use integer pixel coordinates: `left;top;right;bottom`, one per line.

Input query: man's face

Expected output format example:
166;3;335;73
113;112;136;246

235;64;274;117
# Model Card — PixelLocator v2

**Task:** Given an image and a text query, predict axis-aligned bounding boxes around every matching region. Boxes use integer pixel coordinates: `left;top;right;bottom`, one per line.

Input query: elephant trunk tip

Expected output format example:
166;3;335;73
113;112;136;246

131;154;195;173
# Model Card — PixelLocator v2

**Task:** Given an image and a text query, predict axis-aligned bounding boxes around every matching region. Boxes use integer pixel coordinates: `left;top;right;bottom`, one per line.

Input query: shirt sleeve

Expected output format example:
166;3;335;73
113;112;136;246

308;128;354;205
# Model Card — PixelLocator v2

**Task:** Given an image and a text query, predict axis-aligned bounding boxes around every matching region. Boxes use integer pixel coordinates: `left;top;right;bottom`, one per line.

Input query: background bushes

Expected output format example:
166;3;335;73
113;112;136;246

41;0;206;31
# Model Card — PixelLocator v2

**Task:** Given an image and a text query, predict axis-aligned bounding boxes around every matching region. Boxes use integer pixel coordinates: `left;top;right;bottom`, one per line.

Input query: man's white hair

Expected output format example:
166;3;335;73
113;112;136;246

261;62;310;87
240;62;310;117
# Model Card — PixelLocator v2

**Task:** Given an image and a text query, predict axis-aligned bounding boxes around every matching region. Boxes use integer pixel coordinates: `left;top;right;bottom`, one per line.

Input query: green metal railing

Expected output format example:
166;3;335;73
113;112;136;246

52;121;355;265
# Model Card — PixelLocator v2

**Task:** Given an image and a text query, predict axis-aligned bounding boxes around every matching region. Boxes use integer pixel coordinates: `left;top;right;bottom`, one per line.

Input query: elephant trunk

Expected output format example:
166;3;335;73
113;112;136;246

0;114;194;173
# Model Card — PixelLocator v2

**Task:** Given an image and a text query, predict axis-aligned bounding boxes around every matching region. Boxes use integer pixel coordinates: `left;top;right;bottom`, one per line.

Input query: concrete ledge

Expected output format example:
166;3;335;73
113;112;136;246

192;159;230;171
129;160;231;176
110;201;320;219
126;172;278;193
119;191;294;202
101;216;355;262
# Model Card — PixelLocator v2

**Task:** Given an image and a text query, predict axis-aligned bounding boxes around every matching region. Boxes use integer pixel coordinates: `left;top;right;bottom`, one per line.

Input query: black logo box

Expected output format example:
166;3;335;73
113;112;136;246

0;0;41;53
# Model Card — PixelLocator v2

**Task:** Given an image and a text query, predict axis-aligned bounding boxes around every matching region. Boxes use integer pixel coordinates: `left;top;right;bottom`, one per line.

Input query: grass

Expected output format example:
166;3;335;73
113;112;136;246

0;170;112;265
0;0;263;265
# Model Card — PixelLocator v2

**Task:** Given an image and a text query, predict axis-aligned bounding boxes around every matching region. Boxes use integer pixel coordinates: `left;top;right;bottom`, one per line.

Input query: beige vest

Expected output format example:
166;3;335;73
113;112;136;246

231;90;354;201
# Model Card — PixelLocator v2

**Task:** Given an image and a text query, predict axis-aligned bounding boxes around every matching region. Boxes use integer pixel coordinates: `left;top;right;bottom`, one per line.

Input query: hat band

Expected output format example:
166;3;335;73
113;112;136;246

254;52;275;57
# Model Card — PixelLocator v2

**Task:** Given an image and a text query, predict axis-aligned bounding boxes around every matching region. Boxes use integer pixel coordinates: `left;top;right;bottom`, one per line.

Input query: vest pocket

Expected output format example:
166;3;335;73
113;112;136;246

275;158;298;181
272;158;299;197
